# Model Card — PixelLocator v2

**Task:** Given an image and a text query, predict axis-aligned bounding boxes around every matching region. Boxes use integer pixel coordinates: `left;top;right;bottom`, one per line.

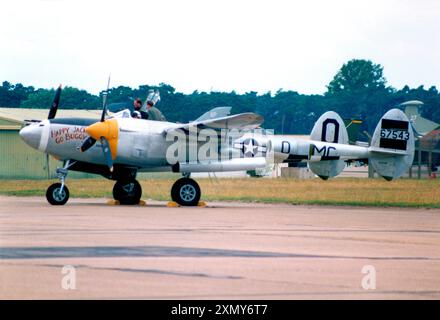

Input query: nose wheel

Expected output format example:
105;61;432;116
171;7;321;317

113;179;142;205
46;160;75;205
171;177;201;206
46;183;70;205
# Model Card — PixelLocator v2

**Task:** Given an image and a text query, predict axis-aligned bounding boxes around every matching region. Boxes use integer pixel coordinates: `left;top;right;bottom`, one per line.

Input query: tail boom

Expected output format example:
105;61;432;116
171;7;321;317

271;108;415;181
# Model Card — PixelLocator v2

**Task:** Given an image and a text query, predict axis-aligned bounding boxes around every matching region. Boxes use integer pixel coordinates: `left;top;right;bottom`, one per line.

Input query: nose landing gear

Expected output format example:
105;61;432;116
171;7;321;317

46;182;70;205
46;160;75;205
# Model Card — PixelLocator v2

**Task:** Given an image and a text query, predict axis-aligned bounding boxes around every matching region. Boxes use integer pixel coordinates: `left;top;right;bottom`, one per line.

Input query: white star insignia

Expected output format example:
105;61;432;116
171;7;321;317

244;139;258;156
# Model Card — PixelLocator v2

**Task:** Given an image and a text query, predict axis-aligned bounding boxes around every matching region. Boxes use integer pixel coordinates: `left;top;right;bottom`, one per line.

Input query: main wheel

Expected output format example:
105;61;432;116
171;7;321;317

46;183;70;205
171;178;201;206
113;179;142;205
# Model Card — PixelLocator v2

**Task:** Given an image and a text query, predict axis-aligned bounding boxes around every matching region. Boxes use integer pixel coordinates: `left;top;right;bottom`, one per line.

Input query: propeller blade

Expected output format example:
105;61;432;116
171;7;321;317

101;93;108;122
79;136;96;152
100;74;111;122
100;137;114;172
48;85;62;119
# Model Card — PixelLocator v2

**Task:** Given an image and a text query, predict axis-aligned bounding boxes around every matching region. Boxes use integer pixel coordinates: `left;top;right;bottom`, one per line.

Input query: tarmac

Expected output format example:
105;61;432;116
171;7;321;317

0;195;440;299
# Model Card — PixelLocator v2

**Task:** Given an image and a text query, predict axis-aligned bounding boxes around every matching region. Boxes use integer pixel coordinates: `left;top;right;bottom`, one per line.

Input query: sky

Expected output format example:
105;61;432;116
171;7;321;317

0;0;439;95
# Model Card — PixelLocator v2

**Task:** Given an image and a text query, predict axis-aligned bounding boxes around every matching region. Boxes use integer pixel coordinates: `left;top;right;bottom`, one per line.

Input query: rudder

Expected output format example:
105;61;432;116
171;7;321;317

369;109;415;180
309;111;349;179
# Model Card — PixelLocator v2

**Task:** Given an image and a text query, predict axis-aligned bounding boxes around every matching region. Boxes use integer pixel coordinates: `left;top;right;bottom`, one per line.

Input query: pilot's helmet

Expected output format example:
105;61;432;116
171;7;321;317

131;111;141;119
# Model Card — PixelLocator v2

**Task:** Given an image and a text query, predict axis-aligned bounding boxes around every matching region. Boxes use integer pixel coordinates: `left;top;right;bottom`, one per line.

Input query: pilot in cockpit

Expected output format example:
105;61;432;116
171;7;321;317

129;91;166;121
131;98;143;118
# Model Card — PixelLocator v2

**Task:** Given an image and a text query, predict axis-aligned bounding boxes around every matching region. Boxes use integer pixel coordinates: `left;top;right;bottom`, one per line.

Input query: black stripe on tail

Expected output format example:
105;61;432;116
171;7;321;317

381;119;409;130
379;119;409;151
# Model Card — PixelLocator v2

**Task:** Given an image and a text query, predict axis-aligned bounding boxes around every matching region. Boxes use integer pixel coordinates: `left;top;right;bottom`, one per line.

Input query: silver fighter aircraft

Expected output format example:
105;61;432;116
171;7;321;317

19;86;415;206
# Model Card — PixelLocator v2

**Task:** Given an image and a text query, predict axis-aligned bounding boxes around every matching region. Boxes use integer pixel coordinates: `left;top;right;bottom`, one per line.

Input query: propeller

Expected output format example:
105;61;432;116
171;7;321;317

79;74;118;172
84;118;119;172
79;75;111;153
48;85;62;119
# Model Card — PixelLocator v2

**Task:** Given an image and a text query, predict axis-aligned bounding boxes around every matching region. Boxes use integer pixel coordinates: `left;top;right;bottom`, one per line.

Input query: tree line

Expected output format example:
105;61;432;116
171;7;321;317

1;59;439;138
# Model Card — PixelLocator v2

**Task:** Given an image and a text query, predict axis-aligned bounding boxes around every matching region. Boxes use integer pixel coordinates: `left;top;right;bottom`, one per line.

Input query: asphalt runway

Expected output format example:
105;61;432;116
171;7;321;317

1;195;440;299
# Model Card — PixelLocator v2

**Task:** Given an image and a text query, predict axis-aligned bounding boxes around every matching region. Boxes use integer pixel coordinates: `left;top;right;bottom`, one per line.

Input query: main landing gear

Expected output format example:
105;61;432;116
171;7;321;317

111;176;201;206
112;179;142;205
110;173;201;206
171;174;201;206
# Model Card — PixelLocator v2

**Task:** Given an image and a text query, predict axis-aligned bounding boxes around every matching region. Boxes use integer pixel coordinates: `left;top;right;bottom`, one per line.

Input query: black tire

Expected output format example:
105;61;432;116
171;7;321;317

113;179;142;205
171;178;201;206
46;183;69;205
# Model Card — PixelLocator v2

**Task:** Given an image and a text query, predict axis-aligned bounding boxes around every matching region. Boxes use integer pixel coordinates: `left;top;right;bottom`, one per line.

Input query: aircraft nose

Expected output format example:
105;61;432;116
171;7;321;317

19;124;42;150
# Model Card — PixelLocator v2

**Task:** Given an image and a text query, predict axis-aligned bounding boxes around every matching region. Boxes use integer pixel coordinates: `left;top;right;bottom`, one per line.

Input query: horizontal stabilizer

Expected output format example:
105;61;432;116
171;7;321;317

369;147;410;156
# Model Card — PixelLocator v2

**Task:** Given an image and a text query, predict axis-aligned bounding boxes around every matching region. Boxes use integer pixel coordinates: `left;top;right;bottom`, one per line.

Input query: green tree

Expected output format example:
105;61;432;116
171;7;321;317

6;61;439;136
20;88;54;109
21;87;100;109
327;59;387;94
0;81;34;107
61;87;100;109
326;59;392;134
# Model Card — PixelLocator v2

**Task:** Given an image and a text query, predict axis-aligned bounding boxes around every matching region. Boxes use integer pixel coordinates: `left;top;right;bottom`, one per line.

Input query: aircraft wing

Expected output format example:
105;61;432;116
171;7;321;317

164;112;264;134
